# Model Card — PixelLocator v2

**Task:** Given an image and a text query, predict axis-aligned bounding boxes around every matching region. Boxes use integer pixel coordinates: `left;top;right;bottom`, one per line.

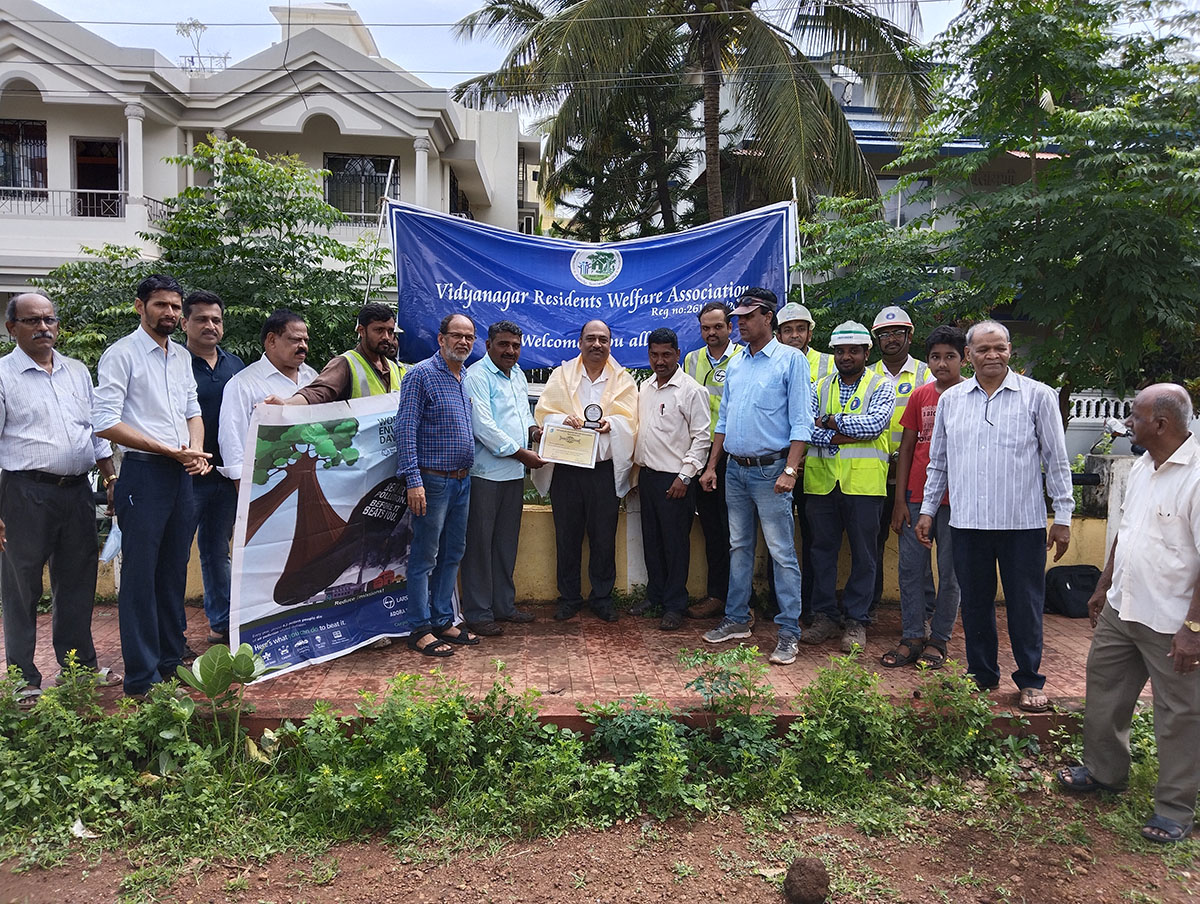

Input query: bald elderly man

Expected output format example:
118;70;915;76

0;293;120;703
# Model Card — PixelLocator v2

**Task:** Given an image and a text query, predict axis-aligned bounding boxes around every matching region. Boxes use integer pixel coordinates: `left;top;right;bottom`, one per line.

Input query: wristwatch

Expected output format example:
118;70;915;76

679;475;692;486
783;466;798;478
103;474;118;488
1184;619;1200;633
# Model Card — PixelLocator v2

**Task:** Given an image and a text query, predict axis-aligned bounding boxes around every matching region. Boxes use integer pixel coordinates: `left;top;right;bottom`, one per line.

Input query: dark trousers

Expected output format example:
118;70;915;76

807;487;883;625
188;474;237;635
460;476;524;624
550;459;617;606
872;480;897;609
950;526;1047;690
0;473;100;688
694;452;730;600
639;468;695;614
115;456;193;695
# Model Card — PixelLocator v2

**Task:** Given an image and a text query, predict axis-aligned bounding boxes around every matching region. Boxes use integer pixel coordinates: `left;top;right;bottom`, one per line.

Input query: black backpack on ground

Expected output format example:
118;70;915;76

1044;564;1101;619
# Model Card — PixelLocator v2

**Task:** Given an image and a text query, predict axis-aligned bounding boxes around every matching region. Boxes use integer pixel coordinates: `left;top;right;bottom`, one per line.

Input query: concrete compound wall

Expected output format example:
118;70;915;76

96;512;1108;605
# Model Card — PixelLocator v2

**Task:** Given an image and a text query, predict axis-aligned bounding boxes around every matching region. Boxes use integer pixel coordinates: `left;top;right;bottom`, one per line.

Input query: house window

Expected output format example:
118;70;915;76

449;168;471;218
878;177;931;227
0;120;48;189
324;154;395;218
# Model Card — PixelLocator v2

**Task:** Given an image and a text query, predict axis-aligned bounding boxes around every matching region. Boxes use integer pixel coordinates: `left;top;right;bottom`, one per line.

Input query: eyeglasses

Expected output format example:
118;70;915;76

444;331;476;342
14;316;59;326
875;328;909;339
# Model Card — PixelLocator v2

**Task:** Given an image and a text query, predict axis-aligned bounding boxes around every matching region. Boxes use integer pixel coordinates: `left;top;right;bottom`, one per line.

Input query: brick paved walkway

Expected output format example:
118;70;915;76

6;599;1097;727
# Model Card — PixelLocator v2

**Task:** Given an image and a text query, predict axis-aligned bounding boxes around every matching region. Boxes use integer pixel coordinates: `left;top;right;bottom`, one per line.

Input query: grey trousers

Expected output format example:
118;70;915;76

0;473;100;688
898;501;959;643
1084;602;1200;826
460;476;524;624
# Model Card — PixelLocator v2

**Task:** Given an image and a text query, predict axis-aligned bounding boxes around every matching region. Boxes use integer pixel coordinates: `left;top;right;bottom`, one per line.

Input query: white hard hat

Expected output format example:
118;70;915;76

871;306;913;332
828;321;872;347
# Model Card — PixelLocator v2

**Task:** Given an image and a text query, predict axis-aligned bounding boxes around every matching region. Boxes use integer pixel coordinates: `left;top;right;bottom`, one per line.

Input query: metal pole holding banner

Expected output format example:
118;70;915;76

790;177;806;306
362;157;398;307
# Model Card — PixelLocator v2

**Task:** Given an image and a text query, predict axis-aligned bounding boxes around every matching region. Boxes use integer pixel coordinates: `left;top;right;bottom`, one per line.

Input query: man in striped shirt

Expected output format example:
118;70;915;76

917;320;1073;712
395;314;478;658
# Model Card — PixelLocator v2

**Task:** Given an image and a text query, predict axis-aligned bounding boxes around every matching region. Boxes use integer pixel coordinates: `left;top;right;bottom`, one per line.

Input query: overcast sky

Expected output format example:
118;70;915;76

33;0;965;91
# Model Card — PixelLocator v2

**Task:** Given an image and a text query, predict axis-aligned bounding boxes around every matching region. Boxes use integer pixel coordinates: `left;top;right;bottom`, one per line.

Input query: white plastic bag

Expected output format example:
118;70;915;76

101;521;121;563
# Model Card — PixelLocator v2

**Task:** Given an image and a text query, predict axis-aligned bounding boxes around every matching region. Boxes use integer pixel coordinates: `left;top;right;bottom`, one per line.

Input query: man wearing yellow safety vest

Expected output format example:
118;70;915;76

772;302;834;615
867;305;933;614
266;303;406;405
801;321;894;654
682;301;744;620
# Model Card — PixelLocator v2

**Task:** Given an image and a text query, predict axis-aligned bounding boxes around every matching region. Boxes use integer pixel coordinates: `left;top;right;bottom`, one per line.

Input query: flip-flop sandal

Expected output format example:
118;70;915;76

1018;687;1051;712
1141;814;1193;844
94;667;123;687
406;633;454;658
435;626;480;646
1055;765;1121;793
918;640;947;669
880;639;924;668
15;687;42;710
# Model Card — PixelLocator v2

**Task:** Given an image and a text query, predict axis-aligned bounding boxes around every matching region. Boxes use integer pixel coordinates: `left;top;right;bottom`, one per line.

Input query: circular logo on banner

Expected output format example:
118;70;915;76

714;369;727;384
849;397;861;411
570;249;623;286
899;382;912;395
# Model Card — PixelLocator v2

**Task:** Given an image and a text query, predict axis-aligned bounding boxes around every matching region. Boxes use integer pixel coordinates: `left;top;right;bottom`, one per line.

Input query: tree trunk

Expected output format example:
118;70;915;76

246;469;301;542
701;37;724;222
282;454;347;577
648;107;676;232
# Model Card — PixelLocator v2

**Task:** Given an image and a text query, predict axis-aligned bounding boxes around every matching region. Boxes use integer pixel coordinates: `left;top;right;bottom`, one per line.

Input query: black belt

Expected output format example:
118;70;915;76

421;467;470;480
729;450;788;467
8;469;89;487
124;451;179;465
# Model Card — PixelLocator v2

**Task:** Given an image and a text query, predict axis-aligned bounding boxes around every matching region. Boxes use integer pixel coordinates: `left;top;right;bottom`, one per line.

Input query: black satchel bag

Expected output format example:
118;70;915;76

1044;564;1101;618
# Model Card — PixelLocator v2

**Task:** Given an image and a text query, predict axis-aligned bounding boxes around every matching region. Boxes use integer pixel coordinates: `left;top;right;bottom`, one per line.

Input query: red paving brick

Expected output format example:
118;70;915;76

5;598;1107;726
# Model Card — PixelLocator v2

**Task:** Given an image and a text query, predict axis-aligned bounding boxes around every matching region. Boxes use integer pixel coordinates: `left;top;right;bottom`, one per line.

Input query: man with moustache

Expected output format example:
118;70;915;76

682;302;743;619
803;321;894;654
699;289;811;665
181;290;244;645
1056;384;1200;844
93;274;211;697
396;314;478;657
218;310;318;487
917;321;1072;712
0;293;120;704
535;320;639;623
868;306;933;613
266;302;404;405
632;327;711;630
461;321;545;636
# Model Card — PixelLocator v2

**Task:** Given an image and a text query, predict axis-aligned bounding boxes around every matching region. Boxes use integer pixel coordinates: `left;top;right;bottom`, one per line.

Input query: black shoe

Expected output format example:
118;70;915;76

467;621;504;637
182;644;199;664
555;600;582;621
498;608;535;623
629;600;654;616
206;630;229;645
591;601;619;622
659;610;685;631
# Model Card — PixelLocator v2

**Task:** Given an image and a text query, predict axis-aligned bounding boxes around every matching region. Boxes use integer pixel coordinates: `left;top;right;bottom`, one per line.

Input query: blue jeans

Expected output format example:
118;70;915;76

114;456;193;695
407;472;471;633
898;502;960;643
724;459;802;637
188;475;237;635
951;526;1046;690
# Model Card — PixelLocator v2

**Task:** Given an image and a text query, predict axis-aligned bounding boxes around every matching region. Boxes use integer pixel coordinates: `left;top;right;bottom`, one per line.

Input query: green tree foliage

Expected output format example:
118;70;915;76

34;138;393;370
897;0;1200;409
455;0;932;224
795;195;985;352
252;420;360;487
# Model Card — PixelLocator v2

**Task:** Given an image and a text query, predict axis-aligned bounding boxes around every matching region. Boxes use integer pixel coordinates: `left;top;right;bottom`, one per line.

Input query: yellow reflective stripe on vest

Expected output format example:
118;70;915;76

871;359;931;453
804;371;890;496
804;347;834;383
342;351;405;398
684;345;742;437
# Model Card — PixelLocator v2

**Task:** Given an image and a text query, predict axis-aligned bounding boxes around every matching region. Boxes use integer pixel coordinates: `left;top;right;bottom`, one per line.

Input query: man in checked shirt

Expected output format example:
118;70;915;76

395;314;478;658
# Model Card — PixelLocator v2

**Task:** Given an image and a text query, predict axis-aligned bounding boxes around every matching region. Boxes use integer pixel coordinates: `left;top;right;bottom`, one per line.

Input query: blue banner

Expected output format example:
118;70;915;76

230;395;437;679
390;201;796;368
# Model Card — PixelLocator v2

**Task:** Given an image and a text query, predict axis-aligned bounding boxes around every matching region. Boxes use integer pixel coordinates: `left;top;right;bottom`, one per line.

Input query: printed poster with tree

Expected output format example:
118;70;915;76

229;394;445;678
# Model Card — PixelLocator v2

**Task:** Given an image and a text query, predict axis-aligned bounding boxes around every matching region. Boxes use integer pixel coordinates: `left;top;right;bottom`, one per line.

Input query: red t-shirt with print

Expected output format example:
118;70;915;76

900;380;950;505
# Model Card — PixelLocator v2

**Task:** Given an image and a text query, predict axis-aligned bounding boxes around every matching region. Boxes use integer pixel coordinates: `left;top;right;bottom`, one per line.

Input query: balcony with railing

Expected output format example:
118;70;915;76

0;187;169;221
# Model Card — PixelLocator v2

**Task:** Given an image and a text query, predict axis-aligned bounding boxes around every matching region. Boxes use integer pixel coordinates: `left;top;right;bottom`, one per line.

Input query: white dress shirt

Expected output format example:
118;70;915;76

217;356;318;479
0;346;110;475
1107;436;1200;634
634;367;711;479
921;369;1074;530
92;330;200;452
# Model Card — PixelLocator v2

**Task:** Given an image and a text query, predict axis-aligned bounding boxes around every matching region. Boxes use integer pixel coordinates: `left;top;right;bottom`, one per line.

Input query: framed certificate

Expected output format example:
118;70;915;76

539;423;599;468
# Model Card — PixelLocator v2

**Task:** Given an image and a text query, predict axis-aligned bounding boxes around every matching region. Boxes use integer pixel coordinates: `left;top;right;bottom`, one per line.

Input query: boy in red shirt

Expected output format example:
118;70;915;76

881;325;966;668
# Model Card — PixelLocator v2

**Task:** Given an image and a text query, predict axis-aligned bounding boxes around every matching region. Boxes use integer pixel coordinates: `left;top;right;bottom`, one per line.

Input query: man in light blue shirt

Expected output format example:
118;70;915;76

699;289;812;665
461;321;546;635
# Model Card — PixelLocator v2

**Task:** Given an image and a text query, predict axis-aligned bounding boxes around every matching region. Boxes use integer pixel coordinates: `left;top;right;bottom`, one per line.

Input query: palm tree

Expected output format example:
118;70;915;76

455;0;932;222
